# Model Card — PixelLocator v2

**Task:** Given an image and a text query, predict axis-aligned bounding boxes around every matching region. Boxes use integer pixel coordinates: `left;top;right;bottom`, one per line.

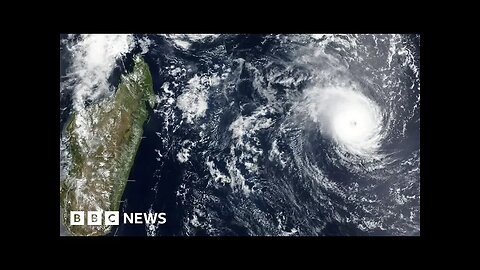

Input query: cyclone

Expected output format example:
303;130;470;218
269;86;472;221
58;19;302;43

305;86;384;158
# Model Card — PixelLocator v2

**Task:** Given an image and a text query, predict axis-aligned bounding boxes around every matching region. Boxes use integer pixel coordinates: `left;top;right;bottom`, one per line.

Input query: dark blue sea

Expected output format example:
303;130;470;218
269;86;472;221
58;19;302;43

60;34;420;236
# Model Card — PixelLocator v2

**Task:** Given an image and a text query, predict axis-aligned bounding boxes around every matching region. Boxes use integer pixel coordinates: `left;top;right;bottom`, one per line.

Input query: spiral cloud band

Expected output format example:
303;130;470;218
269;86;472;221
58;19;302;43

305;86;384;157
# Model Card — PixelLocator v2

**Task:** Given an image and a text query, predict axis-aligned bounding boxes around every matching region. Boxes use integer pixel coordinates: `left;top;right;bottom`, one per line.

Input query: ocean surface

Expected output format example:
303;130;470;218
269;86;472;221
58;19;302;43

60;34;420;236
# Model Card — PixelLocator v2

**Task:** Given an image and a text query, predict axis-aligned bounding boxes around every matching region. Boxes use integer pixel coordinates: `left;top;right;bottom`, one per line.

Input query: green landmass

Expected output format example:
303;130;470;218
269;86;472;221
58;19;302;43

60;56;156;236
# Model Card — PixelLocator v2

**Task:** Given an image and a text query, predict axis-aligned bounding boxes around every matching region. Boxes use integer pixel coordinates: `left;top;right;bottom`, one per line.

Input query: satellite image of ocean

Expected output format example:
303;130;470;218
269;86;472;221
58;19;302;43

60;34;420;236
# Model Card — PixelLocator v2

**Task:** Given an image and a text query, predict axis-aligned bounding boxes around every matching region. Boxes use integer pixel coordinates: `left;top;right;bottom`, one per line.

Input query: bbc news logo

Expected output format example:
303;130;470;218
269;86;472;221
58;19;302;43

70;211;167;226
